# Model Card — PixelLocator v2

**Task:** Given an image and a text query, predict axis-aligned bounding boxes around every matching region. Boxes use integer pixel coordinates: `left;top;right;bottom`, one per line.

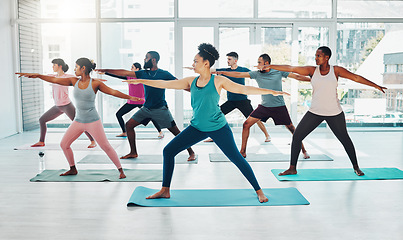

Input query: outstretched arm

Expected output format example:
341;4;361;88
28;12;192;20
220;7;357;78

124;77;192;90
218;76;289;96
287;73;311;82
96;69;136;78
97;81;142;101
335;66;387;93
266;65;315;77
215;71;250;78
15;73;76;86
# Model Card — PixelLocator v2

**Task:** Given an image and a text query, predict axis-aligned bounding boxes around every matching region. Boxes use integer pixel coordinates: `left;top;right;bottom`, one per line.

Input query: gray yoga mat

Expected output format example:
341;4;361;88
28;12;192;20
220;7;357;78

78;154;198;164
209;153;333;162
78;133;160;140
14;142;121;151
30;169;162;182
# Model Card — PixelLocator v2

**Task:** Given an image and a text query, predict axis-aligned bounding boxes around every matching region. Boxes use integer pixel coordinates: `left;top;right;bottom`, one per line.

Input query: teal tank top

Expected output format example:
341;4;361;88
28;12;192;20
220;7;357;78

190;75;227;132
73;78;100;123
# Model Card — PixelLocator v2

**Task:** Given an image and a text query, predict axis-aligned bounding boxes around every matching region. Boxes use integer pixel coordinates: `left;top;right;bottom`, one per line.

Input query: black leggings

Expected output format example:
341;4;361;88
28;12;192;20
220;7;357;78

291;111;358;167
116;103;162;133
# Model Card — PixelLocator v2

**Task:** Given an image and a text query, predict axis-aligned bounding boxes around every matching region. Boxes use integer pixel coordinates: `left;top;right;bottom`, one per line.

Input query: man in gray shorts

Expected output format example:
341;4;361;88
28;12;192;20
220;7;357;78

97;51;196;160
216;53;310;159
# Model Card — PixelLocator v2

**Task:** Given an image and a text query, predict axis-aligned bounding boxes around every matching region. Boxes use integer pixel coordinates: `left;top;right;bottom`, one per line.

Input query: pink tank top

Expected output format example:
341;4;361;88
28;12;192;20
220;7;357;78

51;74;74;106
309;66;343;116
127;77;145;105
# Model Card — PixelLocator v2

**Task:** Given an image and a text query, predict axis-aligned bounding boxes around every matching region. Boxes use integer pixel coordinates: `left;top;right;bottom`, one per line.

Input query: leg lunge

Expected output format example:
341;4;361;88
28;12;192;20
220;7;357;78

121;118;141;159
211;124;268;203
32;106;63;147
115;103;138;137
147;126;206;199
60;121;85;176
86;120;126;178
240;117;260;158
326;112;363;176
280;112;323;175
167;126;196;161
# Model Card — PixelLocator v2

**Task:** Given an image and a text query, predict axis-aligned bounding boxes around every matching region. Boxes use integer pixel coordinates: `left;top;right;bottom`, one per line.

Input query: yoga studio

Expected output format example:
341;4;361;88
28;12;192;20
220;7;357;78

1;0;402;239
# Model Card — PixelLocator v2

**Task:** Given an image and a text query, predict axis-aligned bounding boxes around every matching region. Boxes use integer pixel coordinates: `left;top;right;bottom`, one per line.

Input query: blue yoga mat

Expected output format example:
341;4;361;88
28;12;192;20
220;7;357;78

271;167;403;181
127;186;310;207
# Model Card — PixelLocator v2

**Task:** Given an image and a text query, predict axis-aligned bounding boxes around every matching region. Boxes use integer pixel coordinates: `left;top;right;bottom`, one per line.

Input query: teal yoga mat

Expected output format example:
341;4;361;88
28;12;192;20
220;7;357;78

78;154;197;164
209;153;332;162
271;168;403;181
30;169;162;182
127;186;310;207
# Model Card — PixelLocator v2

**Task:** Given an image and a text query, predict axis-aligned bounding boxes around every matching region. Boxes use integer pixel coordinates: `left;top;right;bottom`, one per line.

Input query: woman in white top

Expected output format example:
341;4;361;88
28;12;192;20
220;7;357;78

266;46;386;176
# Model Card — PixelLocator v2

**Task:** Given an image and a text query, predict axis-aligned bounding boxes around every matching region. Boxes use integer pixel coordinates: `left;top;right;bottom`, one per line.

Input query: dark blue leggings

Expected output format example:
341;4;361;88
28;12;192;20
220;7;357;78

291;111;358;167
162;124;261;191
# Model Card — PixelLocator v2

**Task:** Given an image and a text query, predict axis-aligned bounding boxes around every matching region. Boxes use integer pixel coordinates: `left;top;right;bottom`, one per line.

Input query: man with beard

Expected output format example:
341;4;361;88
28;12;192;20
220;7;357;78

214;53;310;159
96;51;196;161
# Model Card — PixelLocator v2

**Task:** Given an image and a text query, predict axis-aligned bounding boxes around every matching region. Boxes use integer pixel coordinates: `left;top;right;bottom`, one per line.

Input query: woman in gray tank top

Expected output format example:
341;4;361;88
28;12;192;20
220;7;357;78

17;58;142;179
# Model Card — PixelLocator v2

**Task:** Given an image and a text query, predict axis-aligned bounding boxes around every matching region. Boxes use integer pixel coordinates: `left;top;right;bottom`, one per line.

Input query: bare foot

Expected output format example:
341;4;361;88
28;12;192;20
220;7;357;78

240;150;247;158
187;153;197;161
302;151;310;159
120;153;138;159
146;187;170;199
264;136;271;142
203;138;214;142
88;141;97;148
158;131;164;139
279;166;297;176
256;189;268;203
354;168;365;176
60;166;78;176
31;142;45;147
116;132;127;137
118;168;126;179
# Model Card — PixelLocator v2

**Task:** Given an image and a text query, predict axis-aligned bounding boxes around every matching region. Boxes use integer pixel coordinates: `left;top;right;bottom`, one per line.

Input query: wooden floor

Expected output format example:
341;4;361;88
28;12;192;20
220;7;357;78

1;127;402;240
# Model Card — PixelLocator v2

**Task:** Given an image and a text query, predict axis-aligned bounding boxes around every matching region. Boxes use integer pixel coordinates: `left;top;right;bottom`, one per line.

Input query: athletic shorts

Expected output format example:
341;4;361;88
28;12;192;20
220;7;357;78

220;99;254;118
250;105;292;125
131;106;176;129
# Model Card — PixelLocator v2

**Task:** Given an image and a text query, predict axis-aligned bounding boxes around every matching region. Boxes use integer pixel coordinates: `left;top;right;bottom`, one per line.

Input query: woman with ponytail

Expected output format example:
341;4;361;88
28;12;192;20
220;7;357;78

31;58;96;148
125;43;289;202
17;57;142;178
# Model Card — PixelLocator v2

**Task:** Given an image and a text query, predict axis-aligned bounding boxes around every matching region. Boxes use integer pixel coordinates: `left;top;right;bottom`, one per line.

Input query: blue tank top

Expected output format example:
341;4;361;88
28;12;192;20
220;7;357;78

73;78;100;123
190;75;227;132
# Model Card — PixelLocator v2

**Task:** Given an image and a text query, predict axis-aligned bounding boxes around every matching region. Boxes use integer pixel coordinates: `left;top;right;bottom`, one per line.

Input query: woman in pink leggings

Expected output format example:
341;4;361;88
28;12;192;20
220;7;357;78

17;58;142;179
31;58;96;148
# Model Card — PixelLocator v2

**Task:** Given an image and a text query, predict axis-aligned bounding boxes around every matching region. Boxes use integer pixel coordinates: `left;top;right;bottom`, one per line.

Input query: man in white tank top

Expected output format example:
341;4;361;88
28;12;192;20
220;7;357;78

265;46;386;176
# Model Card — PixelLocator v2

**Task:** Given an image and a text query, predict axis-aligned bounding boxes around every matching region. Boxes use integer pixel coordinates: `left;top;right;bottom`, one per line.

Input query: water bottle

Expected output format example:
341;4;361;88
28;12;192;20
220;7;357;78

38;151;45;173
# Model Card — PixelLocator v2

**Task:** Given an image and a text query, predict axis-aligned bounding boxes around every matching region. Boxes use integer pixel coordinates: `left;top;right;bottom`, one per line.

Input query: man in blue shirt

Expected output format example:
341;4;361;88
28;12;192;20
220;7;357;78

216;53;310;159
204;52;270;143
97;51;196;161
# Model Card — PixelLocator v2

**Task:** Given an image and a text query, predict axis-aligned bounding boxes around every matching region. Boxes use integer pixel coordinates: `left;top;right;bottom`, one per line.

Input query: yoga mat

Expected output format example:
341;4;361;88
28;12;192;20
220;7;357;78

78;133;160;140
78;154;198;164
209;153;332;162
271;168;403;181
14;142;121;151
30;169;162;182
127;186;310;207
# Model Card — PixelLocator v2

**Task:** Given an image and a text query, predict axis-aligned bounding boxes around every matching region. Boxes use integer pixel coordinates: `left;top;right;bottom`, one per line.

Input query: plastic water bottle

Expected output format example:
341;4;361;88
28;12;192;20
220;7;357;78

38;151;45;173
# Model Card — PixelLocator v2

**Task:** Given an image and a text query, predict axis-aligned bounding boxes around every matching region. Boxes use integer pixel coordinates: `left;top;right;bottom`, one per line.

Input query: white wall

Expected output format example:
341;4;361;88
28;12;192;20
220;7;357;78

0;0;19;139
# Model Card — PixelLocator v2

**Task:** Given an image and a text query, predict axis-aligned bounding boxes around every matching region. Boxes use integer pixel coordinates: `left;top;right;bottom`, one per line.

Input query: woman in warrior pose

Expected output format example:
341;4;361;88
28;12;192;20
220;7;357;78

266;46;386;176
17;57;143;178
125;43;289;203
31;58;96;148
